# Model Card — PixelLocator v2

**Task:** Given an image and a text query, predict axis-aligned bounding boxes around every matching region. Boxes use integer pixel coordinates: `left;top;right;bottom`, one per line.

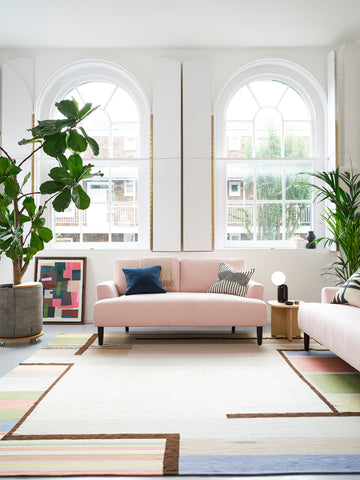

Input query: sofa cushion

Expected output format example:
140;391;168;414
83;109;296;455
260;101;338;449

180;258;246;292
331;269;360;308
208;263;254;297
298;302;360;371
122;265;166;295
115;259;181;294
93;292;267;327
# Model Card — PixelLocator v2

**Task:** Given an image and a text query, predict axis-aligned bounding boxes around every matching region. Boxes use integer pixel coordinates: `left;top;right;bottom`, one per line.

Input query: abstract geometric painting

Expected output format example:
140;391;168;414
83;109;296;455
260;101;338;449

34;257;86;324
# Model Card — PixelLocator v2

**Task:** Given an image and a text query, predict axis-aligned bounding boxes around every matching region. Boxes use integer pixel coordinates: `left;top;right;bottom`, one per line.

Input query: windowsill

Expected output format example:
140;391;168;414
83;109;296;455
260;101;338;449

43;244;332;254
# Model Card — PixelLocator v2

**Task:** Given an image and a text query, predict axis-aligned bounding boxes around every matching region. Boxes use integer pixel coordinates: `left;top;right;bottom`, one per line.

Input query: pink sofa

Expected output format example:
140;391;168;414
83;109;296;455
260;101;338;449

298;287;360;371
93;258;267;346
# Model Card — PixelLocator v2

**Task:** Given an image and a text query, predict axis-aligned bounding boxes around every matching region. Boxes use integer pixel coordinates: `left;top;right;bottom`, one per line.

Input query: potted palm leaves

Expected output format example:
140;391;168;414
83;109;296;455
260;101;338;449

303;166;360;284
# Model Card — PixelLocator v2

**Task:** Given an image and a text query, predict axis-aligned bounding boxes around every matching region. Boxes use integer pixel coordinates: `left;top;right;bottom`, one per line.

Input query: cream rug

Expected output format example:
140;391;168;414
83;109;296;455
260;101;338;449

0;332;359;476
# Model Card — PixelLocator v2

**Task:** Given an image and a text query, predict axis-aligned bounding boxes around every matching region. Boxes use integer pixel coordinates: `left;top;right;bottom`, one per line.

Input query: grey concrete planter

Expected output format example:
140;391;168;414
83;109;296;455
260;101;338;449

0;282;43;339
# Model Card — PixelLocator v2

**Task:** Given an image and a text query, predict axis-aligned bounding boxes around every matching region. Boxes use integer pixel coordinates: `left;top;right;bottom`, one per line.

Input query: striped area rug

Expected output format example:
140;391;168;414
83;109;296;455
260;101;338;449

0;438;168;476
0;333;359;476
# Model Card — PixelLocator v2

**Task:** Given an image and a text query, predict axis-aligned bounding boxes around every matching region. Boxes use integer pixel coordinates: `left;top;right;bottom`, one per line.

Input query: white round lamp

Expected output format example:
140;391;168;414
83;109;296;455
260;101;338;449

271;271;288;303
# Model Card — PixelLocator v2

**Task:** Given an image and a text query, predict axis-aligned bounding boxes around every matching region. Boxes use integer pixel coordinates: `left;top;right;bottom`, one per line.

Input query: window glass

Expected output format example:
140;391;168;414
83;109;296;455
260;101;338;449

223;78;314;244
53;80;144;245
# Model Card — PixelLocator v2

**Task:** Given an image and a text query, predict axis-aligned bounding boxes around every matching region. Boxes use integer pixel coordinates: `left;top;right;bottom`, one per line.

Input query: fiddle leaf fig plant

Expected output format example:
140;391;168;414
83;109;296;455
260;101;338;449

0;98;103;285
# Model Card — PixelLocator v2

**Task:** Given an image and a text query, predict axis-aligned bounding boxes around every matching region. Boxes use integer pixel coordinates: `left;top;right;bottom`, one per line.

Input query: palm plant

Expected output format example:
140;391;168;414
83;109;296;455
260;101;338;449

302;166;360;284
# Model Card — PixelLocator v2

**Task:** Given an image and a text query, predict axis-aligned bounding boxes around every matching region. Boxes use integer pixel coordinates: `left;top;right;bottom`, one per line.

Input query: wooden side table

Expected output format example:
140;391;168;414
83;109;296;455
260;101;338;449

268;300;304;341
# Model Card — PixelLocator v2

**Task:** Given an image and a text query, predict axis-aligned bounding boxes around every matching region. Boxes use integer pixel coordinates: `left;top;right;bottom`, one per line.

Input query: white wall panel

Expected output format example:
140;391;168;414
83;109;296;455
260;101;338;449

182;58;212;251
152;58;181;251
327;50;337;170
2;58;33;159
2;58;34;195
183;157;212;251
152;158;181;251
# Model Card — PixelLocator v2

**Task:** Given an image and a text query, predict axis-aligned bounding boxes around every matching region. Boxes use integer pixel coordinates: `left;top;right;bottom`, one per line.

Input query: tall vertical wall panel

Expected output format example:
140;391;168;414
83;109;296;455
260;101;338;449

182;58;212;251
1;58;34;192
152;58;182;251
327;51;337;170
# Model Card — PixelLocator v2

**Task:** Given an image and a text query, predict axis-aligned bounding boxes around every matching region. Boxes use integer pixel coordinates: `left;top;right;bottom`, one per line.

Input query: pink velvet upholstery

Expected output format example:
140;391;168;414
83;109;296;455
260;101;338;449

94;292;266;327
298;287;360;371
93;258;266;346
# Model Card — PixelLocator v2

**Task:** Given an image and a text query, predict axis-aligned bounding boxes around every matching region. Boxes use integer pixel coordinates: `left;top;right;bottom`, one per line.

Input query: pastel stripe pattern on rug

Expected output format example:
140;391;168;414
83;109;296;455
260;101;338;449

0;438;167;476
0;364;70;439
283;350;360;412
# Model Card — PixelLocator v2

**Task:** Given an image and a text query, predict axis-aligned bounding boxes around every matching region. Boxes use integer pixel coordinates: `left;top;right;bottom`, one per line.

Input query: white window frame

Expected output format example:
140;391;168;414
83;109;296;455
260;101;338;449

214;58;327;249
36;59;150;249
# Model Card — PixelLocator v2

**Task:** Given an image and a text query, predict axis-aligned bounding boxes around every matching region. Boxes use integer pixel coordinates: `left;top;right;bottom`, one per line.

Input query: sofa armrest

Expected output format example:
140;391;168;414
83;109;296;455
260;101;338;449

97;281;120;300
321;286;340;304
247;280;264;300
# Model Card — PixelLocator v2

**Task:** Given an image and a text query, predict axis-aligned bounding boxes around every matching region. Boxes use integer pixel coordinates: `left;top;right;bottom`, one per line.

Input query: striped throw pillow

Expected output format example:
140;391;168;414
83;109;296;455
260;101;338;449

207;262;254;297
331;269;360;308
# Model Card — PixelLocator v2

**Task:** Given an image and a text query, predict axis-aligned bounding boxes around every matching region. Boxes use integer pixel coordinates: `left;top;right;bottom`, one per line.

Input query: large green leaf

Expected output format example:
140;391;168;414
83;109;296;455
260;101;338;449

53;188;71;212
6;238;24;261
37;226;53;243
72;185;90;210
0;211;9;226
55;99;79;120
4;178;20;197
55;118;76;130
19;214;31;226
22;197;36;216
0;237;12;250
67;130;87;153
79;103;92;118
23;246;38;262
27;119;58;139
67;154;83;179
43;132;67;158
30;231;44;251
40;181;64;195
49;167;74;183
32;217;46;228
8;164;21;176
57;154;69;170
0;157;10;174
80;127;99;156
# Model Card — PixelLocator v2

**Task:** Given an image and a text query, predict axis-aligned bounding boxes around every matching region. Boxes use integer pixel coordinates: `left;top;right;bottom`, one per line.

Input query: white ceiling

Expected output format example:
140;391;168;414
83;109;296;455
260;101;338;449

1;0;360;49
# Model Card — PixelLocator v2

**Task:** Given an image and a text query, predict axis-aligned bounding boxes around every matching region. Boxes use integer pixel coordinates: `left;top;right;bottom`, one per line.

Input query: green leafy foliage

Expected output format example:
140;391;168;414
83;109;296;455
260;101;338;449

300;166;360;284
0;97;102;285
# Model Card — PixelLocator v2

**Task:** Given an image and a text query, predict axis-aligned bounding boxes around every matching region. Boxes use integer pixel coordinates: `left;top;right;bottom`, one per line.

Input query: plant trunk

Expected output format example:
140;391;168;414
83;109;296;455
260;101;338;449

12;259;29;286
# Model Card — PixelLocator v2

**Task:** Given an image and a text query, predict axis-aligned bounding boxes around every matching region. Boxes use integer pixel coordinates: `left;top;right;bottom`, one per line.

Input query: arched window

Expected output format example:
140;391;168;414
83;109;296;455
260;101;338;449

215;59;327;247
36;60;150;248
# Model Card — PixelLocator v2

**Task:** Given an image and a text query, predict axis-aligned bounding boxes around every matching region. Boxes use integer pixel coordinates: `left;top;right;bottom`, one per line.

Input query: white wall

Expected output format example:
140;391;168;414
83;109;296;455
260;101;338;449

0;44;355;323
0;247;337;323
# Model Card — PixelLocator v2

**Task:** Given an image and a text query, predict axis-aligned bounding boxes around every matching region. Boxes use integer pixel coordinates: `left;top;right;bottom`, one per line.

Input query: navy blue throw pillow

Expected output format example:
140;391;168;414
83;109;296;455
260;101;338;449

122;265;166;295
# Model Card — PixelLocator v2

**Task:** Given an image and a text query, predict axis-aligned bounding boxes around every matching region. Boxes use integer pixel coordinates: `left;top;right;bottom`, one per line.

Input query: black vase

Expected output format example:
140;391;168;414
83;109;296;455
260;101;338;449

306;230;316;249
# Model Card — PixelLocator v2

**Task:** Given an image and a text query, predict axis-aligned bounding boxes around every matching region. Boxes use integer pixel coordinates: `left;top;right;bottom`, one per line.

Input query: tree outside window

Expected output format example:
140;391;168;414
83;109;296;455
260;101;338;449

225;79;312;243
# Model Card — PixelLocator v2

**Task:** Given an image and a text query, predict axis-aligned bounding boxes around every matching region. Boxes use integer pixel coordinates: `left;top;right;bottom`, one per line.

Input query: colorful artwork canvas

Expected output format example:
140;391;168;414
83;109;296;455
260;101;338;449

34;257;86;324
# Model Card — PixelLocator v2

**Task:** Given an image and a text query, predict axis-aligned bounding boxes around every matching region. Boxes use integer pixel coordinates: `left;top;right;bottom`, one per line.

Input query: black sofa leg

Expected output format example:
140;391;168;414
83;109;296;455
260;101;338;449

125;326;129;333
98;327;104;346
304;333;310;351
256;326;263;346
232;326;235;334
